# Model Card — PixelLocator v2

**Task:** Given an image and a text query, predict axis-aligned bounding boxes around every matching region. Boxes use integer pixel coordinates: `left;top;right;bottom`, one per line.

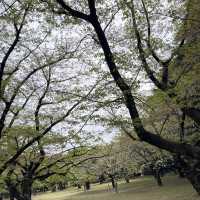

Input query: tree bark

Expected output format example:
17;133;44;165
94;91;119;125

180;157;200;195
174;154;186;178
182;108;200;126
0;193;3;200
187;173;200;195
109;175;115;189
177;168;185;178
21;178;33;200
6;183;24;200
156;170;163;186
9;193;14;200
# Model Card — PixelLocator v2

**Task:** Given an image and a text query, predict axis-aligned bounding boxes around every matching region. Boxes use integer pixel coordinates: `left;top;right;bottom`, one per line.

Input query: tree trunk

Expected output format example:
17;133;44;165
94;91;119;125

187;173;200;195
153;169;163;186
177;168;185;178
0;193;3;200
9;193;14;200
111;178;115;189
21;178;32;200
114;182;118;193
125;177;130;183
174;154;186;178
84;180;90;191
156;170;163;186
184;160;200;195
177;155;200;195
7;184;24;200
109;175;115;189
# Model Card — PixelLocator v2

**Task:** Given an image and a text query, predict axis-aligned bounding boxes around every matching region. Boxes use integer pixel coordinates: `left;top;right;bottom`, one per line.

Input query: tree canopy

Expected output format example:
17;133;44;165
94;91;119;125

0;0;200;198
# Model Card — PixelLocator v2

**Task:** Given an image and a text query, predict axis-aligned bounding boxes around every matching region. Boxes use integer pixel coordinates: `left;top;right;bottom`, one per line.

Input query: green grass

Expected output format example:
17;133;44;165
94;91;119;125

33;175;200;200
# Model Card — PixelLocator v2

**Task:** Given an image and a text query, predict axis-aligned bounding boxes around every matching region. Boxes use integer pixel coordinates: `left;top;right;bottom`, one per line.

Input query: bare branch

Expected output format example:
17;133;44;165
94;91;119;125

0;6;29;92
56;0;90;21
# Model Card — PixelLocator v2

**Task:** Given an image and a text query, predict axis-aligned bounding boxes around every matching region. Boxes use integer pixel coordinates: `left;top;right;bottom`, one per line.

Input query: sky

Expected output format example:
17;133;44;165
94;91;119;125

0;0;183;146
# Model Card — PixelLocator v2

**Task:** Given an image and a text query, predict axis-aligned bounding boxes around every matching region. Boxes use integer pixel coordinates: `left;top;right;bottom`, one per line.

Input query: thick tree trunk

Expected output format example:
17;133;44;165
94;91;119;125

177;155;200;195
184;160;200;195
174;154;186;178
0;193;3;200
9;193;14;200
21;179;32;200
187;174;200;195
182;107;200;126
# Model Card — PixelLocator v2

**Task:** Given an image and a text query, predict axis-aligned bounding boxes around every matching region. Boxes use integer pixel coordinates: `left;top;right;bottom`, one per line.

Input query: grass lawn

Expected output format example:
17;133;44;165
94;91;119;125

33;175;200;200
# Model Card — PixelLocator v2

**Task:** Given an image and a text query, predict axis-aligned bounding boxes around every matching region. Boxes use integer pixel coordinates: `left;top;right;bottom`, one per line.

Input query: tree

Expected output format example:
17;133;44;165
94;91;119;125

111;133;176;186
1;0;200;195
80;142;134;189
49;0;200;194
0;0;77;174
0;0;107;177
2;128;100;200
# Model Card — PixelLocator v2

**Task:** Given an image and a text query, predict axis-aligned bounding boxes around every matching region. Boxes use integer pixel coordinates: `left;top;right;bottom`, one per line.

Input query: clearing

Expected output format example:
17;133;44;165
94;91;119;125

33;175;199;200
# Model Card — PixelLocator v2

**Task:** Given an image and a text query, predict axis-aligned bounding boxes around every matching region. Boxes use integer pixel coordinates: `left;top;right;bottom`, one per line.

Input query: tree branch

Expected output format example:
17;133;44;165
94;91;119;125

56;0;90;21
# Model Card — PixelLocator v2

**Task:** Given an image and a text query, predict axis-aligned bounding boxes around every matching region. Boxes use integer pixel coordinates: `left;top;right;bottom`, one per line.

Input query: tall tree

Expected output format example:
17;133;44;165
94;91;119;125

0;0;105;176
50;0;200;193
